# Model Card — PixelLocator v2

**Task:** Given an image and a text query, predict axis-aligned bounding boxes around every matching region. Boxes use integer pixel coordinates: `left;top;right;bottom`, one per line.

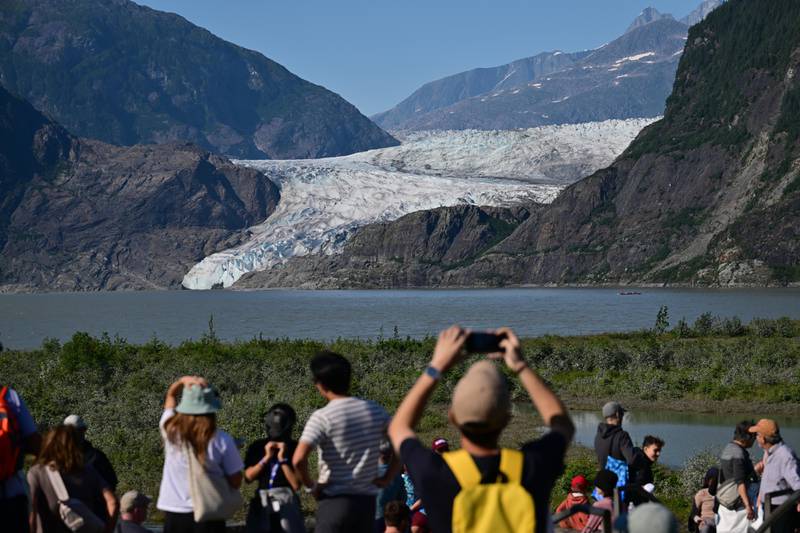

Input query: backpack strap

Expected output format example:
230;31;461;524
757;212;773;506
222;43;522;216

443;449;482;489
499;449;524;484
443;448;525;488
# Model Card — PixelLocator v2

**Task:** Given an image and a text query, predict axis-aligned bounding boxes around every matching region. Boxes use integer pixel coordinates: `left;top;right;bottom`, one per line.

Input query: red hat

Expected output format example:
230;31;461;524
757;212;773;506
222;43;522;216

432;438;450;452
570;475;588;492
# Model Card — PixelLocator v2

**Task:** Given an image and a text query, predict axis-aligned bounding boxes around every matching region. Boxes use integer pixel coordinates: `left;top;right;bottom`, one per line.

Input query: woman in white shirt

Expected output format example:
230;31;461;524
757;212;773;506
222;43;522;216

157;376;244;533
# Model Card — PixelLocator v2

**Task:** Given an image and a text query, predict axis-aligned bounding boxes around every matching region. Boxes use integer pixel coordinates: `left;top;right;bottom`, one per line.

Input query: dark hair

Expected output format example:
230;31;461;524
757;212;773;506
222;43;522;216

764;433;783;445
594;469;619;496
643;435;665;448
734;420;756;441
704;467;719;490
384;500;410;527
310;351;351;395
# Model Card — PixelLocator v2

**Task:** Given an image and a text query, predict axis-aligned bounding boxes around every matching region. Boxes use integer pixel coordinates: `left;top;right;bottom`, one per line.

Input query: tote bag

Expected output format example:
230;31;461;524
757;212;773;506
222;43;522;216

185;444;244;522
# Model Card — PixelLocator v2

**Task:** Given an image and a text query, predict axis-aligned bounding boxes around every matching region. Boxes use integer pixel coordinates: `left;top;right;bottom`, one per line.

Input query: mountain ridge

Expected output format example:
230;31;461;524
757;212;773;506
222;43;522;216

0;0;398;159
373;1;723;132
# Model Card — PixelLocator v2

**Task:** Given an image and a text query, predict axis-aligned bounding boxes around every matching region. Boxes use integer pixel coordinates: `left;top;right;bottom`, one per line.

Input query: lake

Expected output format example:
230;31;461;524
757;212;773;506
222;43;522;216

1;287;798;349
568;409;800;467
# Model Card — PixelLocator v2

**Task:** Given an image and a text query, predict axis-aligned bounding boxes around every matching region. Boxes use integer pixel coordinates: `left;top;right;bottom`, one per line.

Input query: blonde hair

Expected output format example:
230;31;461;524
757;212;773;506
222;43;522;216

164;412;216;465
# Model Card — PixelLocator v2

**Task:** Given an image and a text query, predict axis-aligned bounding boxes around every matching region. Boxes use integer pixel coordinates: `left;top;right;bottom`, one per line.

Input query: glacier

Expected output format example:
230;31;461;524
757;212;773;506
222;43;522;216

182;118;658;289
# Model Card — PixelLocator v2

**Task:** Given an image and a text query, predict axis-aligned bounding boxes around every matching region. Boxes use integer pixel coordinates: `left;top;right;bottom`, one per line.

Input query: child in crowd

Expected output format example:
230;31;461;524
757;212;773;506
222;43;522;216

375;442;406;533
582;470;619;533
383;501;411;533
689;467;718;533
556;475;590;530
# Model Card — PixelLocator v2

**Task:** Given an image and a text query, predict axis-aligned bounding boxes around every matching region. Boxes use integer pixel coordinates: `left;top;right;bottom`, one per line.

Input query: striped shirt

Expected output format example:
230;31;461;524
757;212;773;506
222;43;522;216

300;397;390;496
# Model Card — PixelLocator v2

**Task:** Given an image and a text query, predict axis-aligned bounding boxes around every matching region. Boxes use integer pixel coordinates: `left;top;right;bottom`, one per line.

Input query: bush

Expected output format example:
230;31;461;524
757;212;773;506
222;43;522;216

693;313;715;336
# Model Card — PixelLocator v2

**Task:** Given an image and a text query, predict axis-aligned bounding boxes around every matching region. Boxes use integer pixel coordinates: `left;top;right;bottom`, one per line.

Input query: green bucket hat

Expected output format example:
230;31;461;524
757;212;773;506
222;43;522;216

176;384;221;415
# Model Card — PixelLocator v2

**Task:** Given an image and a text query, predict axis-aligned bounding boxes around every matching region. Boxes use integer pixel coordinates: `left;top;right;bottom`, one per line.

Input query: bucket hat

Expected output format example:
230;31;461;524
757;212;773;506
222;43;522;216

176;384;221;415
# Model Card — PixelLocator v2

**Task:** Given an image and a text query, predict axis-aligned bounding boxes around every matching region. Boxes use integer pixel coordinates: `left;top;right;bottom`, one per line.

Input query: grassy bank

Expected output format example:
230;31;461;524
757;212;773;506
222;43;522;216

2;314;798;523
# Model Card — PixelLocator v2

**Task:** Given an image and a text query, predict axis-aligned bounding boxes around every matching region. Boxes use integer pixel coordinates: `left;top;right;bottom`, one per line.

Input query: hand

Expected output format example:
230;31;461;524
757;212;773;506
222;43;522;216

264;441;279;460
430;326;468;373
754;460;764;476
487;327;526;373
276;442;287;461
746;504;755;521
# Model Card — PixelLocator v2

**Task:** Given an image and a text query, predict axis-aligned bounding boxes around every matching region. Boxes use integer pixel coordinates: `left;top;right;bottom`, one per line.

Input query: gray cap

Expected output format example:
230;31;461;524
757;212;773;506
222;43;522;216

626;503;678;533
120;490;151;513
602;401;626;418
63;414;87;429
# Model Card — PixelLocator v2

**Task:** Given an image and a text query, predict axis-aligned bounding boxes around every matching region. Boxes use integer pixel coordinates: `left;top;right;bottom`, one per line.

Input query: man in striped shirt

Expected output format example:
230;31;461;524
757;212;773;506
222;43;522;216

293;350;398;533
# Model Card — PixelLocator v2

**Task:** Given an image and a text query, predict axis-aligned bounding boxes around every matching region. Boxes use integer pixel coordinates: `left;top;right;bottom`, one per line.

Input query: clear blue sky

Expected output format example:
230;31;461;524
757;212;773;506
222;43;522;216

136;0;701;116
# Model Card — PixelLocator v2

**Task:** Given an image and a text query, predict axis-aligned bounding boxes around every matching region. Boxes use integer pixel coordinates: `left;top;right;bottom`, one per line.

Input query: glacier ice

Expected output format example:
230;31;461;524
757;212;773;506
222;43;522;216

182;118;658;290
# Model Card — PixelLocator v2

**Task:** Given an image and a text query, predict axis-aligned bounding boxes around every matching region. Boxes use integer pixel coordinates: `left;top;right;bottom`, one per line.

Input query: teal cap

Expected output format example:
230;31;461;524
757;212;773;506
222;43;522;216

176;384;221;415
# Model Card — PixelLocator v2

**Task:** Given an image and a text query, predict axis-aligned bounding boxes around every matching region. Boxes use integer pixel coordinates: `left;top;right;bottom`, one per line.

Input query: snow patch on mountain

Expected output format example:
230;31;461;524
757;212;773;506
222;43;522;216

181;118;658;289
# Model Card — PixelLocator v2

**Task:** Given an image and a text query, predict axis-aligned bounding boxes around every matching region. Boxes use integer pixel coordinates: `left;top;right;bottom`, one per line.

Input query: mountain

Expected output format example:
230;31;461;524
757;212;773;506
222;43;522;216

249;0;800;288
372;2;724;132
0;0;397;159
626;7;674;33
0;85;280;291
680;0;725;26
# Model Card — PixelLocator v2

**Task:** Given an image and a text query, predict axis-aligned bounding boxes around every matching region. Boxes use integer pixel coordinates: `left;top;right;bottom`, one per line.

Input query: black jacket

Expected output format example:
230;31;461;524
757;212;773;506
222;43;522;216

594;423;635;468
629;447;654;487
84;441;118;491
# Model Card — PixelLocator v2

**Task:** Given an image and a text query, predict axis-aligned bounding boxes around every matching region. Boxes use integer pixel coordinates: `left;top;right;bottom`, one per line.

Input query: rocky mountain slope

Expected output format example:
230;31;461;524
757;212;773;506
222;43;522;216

0;85;280;291
182;119;652;289
372;2;722;132
249;0;799;288
0;0;397;159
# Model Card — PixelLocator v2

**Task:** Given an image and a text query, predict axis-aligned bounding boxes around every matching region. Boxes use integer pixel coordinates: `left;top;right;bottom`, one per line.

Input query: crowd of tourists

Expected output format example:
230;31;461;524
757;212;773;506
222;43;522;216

2;325;800;533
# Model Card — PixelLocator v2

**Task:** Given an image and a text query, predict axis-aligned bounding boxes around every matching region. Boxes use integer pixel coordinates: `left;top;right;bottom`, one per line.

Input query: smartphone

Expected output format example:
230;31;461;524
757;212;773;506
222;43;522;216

465;331;505;353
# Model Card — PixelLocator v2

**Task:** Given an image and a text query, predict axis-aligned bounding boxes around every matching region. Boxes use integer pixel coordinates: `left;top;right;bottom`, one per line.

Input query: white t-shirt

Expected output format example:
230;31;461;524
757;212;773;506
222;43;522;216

156;408;244;513
299;397;390;497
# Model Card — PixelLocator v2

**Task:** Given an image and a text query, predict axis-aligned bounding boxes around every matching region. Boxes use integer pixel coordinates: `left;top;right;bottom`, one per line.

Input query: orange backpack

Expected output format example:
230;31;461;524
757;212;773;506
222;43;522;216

0;386;22;481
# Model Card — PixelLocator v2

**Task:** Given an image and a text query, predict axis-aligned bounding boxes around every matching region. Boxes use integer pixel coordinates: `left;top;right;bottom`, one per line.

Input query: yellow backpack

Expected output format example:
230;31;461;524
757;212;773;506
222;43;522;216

442;448;536;533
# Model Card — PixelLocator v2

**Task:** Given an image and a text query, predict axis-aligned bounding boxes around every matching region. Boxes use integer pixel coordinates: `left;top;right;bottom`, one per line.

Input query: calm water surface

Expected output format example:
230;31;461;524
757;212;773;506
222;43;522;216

0;288;798;349
568;410;800;467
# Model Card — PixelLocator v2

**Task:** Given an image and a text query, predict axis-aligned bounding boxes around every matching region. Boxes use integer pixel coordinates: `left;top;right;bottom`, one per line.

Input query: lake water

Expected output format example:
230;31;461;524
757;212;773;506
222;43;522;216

0;288;798;349
569;410;800;467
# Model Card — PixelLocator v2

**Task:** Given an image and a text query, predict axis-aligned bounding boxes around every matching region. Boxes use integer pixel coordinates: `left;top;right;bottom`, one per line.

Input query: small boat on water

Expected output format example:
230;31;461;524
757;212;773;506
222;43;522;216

619;291;642;296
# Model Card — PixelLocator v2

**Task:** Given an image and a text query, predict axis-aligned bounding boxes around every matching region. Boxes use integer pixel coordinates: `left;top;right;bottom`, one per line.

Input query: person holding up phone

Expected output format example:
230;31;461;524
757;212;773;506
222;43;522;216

387;326;575;533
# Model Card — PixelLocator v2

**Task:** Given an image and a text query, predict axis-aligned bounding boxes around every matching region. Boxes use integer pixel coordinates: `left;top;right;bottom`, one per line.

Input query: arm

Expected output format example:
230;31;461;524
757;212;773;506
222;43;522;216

492;328;575;441
388;326;467;451
292;440;316;489
277;442;301;491
738;482;754;519
410;499;422;512
102;488;118;533
164;375;207;409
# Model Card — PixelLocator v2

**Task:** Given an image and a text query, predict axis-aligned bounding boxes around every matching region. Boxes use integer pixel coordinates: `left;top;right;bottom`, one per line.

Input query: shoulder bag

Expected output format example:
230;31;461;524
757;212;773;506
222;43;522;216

44;465;106;533
185;443;244;522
